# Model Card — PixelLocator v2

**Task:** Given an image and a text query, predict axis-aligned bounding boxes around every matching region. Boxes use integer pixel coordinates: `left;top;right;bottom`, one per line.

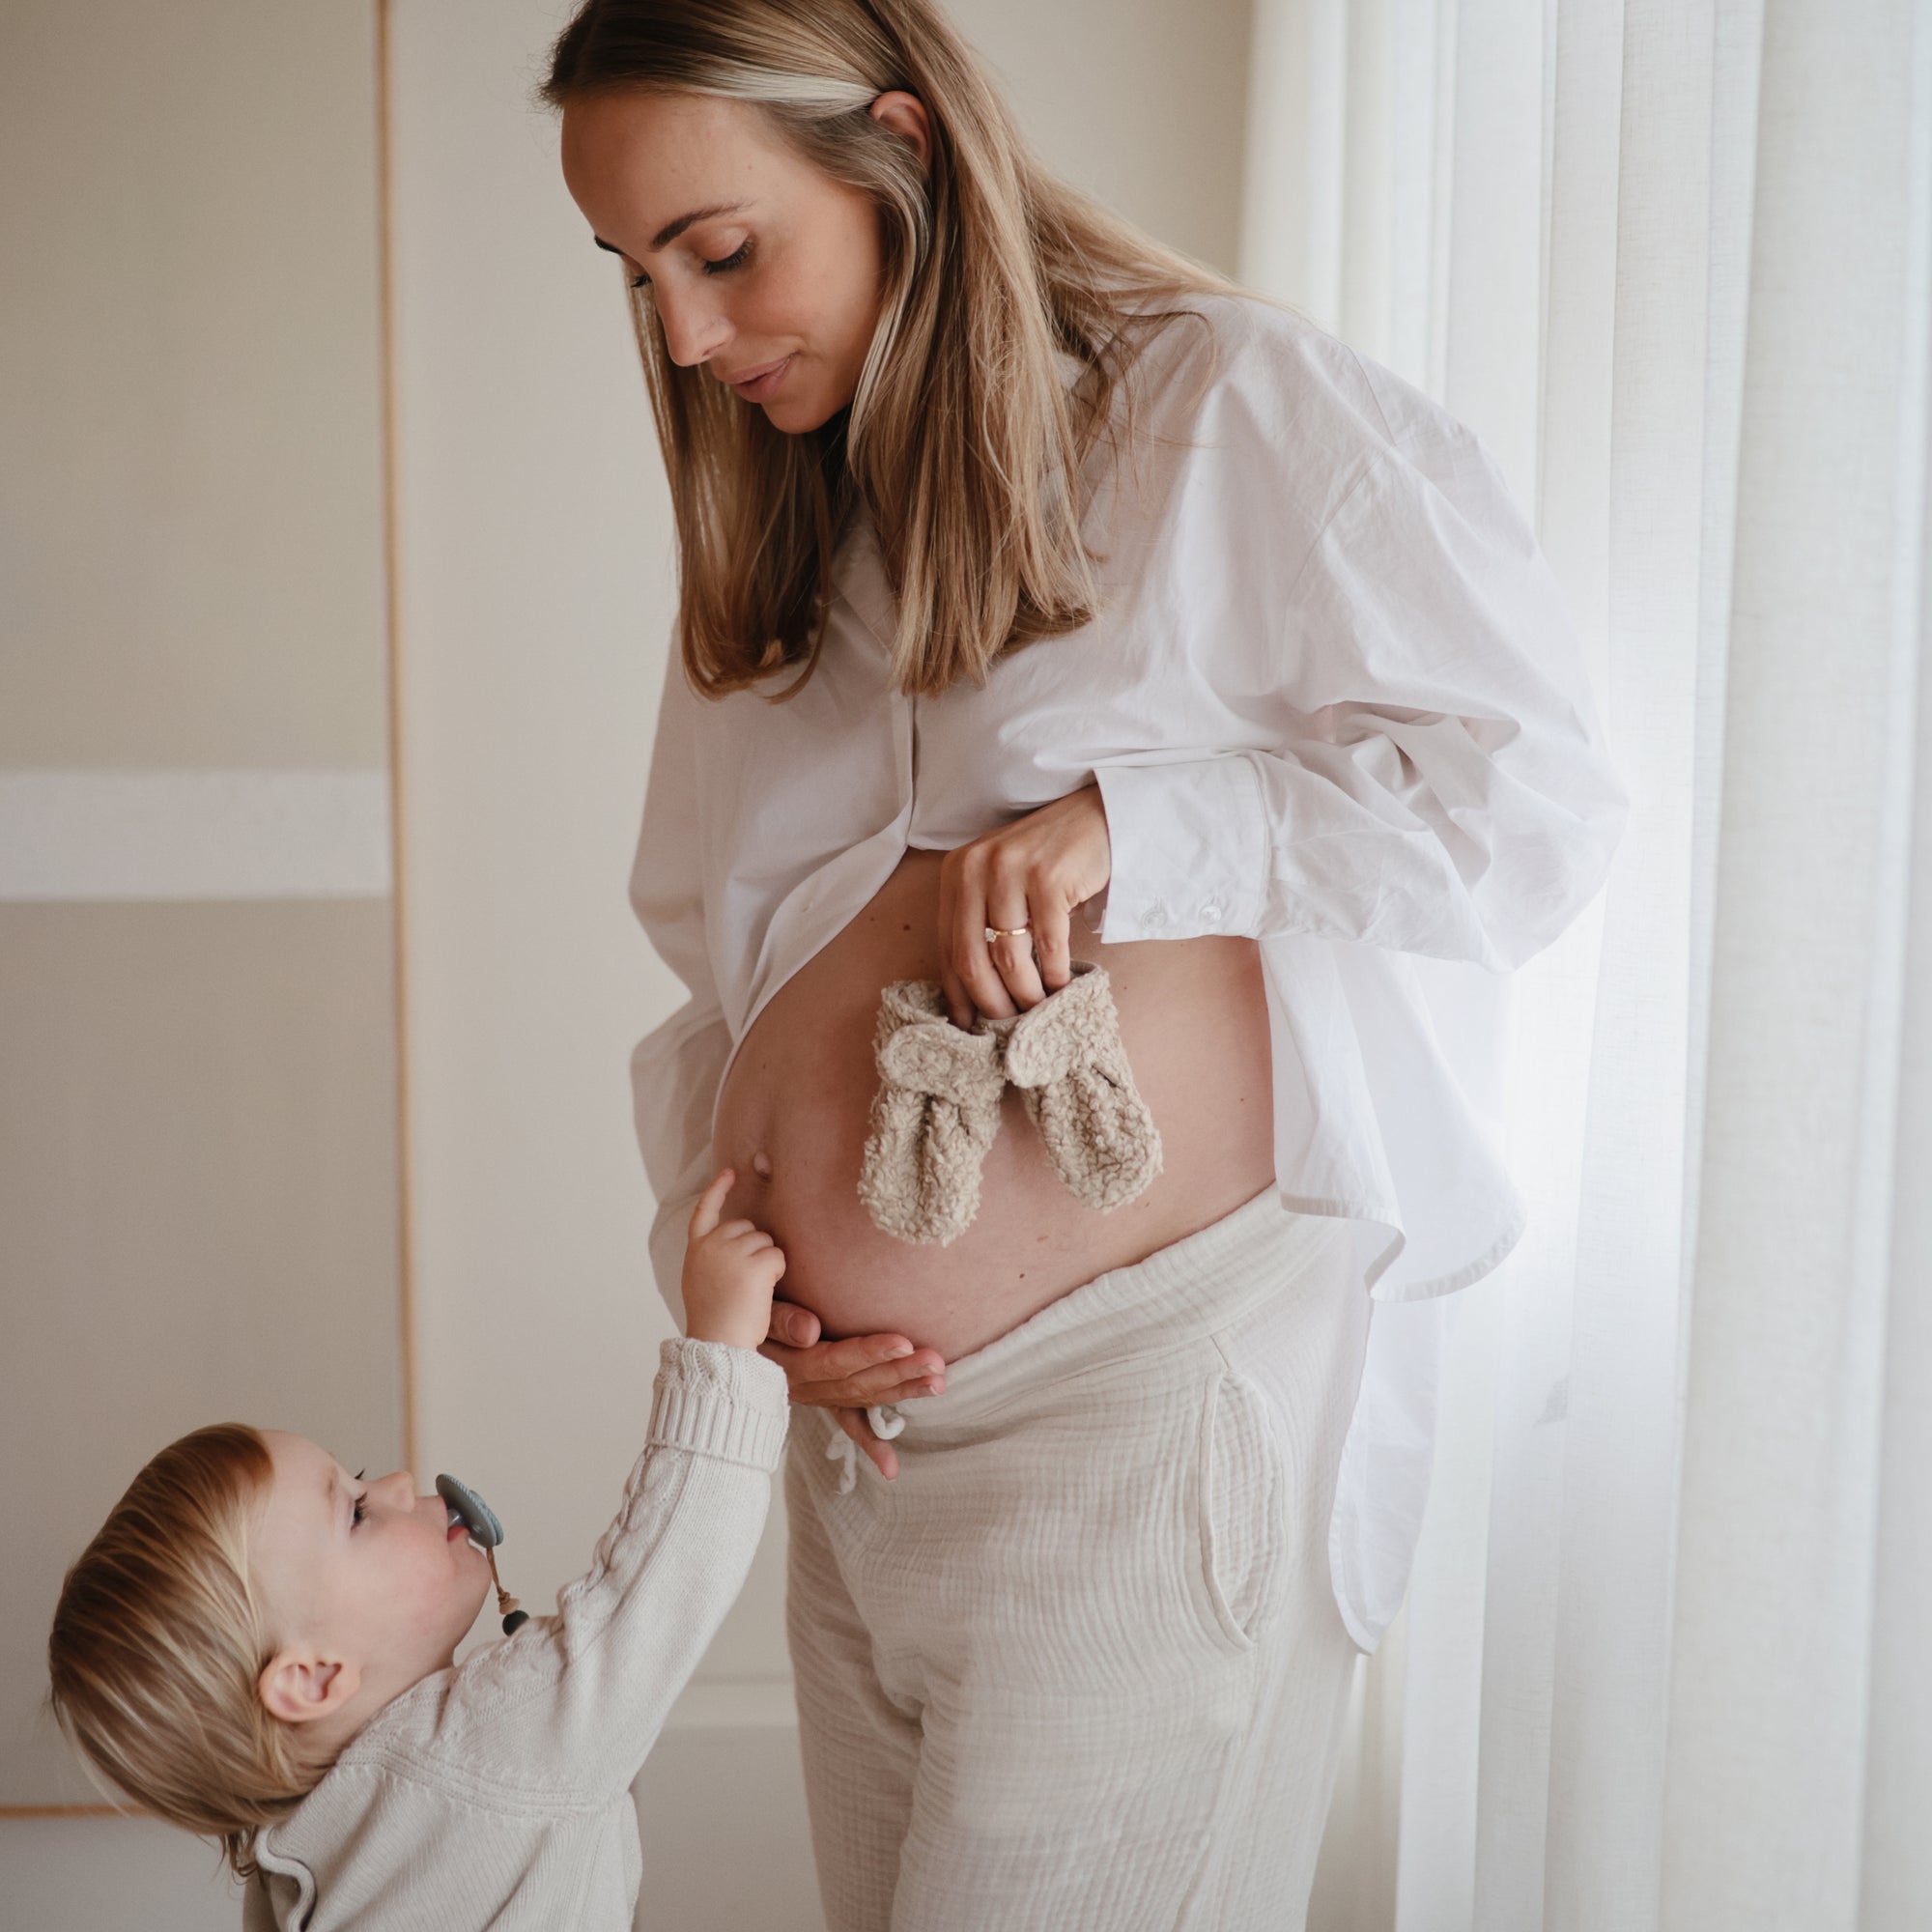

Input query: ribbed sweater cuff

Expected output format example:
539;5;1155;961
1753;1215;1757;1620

648;1338;790;1469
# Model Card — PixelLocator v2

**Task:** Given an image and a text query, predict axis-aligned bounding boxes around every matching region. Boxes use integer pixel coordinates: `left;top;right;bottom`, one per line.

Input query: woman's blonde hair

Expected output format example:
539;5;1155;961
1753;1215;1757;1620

47;1424;325;1879
541;0;1230;698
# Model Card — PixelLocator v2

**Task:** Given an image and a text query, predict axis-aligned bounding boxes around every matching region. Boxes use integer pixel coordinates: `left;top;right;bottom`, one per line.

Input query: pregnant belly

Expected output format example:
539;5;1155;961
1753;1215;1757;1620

714;849;1275;1361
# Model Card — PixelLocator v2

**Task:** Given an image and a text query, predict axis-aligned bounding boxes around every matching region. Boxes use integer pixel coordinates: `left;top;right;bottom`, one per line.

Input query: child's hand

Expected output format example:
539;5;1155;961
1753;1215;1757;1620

682;1170;787;1352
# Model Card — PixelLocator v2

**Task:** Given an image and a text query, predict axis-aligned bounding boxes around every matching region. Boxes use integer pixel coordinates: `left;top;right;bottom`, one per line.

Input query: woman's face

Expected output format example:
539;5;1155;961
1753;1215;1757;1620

561;90;920;435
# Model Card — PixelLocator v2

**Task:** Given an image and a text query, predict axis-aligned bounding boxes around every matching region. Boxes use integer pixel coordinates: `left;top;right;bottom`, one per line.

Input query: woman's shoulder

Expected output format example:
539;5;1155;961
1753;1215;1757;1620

1128;290;1472;478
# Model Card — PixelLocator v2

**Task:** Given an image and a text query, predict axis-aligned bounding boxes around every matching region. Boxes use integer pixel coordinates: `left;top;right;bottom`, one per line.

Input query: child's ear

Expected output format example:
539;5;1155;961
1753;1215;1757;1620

257;1648;362;1726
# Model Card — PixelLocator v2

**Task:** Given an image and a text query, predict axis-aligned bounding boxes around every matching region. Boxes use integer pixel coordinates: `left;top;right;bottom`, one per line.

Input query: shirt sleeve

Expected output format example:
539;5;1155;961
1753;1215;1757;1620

630;654;732;1325
415;1340;788;1802
1094;422;1630;972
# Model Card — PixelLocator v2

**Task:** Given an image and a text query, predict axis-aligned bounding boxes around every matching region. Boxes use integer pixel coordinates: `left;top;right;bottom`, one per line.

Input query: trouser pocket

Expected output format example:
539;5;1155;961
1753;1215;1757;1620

1193;1368;1290;1654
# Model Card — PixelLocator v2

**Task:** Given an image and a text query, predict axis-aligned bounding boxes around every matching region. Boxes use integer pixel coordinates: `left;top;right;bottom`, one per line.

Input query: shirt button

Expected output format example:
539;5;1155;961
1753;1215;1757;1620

1142;901;1170;931
1199;901;1225;927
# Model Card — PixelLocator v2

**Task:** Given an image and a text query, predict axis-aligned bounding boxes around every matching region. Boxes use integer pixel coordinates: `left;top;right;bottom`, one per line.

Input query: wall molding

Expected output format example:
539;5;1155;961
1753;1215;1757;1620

375;0;419;1481
0;770;392;902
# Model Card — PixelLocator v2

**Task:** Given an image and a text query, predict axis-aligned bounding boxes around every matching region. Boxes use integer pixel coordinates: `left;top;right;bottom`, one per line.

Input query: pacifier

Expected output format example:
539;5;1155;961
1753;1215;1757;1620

436;1474;529;1635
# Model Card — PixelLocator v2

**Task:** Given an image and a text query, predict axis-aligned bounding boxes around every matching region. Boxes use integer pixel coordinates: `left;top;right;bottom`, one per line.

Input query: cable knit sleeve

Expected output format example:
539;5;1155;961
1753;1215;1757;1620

398;1341;788;1804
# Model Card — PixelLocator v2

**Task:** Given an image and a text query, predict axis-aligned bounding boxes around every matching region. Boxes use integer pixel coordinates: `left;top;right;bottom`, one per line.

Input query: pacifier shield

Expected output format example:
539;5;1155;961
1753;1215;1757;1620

435;1473;506;1549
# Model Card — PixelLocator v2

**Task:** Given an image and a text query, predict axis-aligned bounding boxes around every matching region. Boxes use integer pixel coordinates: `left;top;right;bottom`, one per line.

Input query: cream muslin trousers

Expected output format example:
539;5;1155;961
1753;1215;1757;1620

785;1189;1373;1931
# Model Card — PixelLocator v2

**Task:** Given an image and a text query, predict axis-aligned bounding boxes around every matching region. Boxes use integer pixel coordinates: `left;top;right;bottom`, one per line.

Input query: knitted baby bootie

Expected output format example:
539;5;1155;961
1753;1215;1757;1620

858;980;1009;1246
977;961;1163;1212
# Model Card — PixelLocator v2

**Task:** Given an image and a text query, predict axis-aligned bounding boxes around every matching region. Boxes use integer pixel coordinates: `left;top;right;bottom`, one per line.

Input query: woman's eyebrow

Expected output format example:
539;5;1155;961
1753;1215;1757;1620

592;200;752;257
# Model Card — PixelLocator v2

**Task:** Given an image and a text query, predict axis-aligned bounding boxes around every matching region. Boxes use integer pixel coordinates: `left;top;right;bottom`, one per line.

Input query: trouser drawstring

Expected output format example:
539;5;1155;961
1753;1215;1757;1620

824;1405;908;1495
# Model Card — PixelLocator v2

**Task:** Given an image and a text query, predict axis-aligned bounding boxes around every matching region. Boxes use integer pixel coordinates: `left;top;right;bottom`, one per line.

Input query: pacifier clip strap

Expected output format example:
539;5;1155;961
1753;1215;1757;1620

487;1548;528;1635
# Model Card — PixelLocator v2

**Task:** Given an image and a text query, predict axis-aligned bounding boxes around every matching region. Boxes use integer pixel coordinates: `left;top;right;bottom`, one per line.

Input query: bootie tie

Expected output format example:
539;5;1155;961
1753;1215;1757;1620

858;980;1008;1246
976;961;1163;1212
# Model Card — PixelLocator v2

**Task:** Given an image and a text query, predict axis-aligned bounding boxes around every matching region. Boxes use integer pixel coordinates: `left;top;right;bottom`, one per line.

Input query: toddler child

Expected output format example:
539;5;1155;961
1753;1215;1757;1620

47;1170;796;1931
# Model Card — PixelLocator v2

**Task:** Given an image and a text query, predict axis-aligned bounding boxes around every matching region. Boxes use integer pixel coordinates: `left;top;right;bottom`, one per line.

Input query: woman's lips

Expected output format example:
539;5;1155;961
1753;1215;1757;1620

724;355;793;402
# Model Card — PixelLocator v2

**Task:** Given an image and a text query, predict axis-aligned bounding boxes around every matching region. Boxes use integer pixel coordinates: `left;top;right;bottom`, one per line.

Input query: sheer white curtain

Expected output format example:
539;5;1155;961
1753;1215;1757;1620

1241;3;1932;1927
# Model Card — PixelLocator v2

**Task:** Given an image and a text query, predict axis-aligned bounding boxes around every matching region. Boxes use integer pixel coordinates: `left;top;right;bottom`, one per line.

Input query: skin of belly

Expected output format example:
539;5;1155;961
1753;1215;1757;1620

714;848;1276;1362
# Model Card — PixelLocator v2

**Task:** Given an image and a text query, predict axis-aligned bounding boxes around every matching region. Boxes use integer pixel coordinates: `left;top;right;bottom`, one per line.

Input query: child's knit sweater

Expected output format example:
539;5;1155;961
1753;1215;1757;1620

242;1339;789;1932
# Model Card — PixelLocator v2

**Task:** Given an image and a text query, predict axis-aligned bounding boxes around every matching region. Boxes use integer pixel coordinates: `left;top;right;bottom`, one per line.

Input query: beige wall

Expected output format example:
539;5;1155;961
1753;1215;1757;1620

0;0;388;769
0;0;404;1846
0;902;406;1806
960;0;1253;278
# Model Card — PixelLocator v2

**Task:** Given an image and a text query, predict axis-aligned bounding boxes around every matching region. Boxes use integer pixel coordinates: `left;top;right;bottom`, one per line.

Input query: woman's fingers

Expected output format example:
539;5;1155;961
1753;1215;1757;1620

936;858;971;1029
945;851;1014;1024
765;1297;821;1348
758;1333;947;1407
937;787;1113;1022
836;1406;899;1482
989;931;1045;1009
788;1360;946;1405
985;869;1047;1010
760;1329;932;1377
799;1369;944;1406
1030;890;1073;993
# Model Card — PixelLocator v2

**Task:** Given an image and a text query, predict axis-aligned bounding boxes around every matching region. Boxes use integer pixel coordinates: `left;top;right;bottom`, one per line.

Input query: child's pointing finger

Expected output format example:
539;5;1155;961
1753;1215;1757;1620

688;1168;735;1241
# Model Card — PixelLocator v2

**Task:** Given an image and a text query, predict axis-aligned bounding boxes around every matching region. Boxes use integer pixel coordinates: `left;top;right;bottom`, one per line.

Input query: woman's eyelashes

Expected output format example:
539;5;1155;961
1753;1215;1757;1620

629;239;752;291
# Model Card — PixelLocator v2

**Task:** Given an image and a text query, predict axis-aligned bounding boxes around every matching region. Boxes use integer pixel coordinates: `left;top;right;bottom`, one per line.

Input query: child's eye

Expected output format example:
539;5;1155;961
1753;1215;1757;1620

352;1491;368;1526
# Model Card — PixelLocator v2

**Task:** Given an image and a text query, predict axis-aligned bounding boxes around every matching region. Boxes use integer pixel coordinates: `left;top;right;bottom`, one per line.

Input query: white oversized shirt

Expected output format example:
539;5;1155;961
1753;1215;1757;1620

628;293;1630;1650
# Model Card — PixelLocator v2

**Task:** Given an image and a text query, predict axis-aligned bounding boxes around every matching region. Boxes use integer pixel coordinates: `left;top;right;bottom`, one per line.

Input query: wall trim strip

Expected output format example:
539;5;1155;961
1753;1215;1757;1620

375;0;419;1481
0;771;393;902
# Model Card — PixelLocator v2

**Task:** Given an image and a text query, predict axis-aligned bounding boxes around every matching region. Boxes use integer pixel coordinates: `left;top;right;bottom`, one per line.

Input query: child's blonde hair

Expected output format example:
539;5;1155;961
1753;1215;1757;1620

47;1424;327;1877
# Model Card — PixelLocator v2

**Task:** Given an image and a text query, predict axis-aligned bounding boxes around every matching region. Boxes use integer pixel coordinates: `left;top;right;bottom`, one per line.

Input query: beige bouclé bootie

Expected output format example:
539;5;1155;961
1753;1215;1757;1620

976;961;1164;1212
857;962;1163;1246
857;980;1009;1247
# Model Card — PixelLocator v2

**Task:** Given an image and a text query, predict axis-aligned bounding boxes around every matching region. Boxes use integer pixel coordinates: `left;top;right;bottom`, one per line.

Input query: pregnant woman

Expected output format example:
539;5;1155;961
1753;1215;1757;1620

548;2;1627;1925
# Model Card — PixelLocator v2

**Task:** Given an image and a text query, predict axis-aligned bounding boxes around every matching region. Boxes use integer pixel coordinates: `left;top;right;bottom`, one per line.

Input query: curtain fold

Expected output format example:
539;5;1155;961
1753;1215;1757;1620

1248;2;1932;1926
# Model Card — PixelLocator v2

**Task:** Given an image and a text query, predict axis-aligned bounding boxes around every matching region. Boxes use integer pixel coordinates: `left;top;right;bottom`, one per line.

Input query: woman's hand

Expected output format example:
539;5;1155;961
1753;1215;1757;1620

758;1297;947;1479
937;784;1112;1027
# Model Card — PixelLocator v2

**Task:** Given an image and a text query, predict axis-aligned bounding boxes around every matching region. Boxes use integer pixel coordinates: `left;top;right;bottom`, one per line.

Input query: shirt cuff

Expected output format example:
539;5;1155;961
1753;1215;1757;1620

649;1338;790;1470
1094;756;1270;943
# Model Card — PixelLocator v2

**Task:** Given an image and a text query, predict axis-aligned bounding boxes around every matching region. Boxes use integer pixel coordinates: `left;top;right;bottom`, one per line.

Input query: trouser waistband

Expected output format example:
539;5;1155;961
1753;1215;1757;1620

875;1188;1353;1437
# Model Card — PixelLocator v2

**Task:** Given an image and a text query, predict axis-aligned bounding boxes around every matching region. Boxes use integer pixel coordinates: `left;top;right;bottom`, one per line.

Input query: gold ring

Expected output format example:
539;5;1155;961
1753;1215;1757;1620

984;923;1031;944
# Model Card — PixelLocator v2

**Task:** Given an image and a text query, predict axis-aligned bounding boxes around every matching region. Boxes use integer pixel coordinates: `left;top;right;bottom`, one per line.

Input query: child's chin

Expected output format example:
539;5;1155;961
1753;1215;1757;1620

449;1577;493;1638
